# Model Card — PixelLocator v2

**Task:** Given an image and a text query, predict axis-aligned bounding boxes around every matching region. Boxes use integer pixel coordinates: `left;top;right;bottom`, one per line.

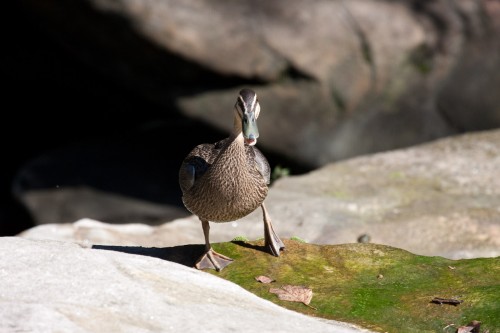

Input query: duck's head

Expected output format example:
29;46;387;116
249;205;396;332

234;88;260;146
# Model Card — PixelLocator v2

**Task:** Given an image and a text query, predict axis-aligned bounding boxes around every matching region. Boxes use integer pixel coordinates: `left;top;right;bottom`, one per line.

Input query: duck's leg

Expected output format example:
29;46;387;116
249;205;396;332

261;203;285;256
195;219;234;271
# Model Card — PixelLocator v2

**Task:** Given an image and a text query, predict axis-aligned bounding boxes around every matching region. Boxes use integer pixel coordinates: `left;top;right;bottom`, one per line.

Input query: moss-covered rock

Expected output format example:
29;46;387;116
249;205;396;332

209;240;500;333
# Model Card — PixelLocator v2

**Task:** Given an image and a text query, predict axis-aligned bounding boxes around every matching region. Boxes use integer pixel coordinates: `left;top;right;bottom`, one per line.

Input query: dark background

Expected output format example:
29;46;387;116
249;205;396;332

0;2;310;236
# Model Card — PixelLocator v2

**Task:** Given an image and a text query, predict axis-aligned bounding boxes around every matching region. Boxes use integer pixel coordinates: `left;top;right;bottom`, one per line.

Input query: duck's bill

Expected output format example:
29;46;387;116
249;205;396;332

244;138;257;146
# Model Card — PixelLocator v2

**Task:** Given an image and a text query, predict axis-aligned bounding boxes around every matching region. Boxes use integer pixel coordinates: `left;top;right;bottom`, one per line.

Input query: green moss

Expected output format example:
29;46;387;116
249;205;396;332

409;44;434;74
328;189;351;200
271;165;291;182
389;171;406;180
231;235;249;242
331;87;346;113
290;236;307;243
208;241;500;333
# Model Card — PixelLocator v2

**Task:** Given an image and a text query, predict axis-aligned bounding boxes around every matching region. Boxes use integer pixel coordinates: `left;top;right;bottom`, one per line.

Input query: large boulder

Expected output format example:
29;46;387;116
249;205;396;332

19;0;500;166
0;237;365;333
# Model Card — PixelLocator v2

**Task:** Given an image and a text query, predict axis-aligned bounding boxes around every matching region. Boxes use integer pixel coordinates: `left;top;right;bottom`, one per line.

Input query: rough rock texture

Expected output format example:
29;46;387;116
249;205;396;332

0;237;366;333
21;129;500;260
19;0;500;166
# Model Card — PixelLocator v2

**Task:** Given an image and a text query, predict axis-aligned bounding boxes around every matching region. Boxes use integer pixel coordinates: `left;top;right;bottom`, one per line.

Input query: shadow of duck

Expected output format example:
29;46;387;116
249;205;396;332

92;241;266;268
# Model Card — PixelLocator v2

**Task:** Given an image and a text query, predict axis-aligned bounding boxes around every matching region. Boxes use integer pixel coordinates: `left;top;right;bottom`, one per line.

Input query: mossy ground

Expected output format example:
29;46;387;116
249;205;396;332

209;240;500;332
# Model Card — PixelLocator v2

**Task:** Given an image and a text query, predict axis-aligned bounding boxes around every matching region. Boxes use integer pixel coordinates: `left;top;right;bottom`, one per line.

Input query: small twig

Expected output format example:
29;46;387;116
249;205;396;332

305;303;318;310
443;323;455;330
431;297;463;306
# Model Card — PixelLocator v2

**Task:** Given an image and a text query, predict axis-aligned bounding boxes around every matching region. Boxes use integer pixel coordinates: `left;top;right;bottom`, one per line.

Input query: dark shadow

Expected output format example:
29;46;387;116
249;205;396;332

92;241;269;267
2;1;314;235
92;244;206;268
230;240;267;253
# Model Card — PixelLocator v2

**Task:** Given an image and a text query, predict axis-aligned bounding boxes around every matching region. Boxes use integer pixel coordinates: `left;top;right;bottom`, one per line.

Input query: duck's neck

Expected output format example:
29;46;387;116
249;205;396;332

227;112;245;148
215;114;246;163
210;113;249;179
211;134;245;176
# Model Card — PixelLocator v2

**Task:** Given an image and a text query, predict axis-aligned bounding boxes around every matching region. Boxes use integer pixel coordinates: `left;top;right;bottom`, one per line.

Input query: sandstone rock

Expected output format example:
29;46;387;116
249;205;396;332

20;0;500;166
264;129;500;259
21;129;500;260
0;237;367;333
17;186;186;226
88;0;423;84
12;138;192;225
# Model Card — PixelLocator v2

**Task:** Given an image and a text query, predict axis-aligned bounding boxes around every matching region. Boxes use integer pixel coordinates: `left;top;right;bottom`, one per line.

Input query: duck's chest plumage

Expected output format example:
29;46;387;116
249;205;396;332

179;136;269;222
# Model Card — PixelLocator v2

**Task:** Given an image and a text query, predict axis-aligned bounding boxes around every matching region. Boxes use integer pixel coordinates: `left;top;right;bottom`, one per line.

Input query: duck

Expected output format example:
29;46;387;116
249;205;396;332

179;88;285;271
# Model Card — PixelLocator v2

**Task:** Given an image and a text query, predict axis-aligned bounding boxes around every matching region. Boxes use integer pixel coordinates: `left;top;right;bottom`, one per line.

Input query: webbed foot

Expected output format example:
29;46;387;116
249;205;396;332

195;249;234;272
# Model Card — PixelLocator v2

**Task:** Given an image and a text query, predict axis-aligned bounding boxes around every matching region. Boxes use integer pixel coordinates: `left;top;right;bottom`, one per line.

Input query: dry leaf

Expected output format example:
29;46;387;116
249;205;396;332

457;328;473;333
269;285;316;309
456;320;481;333
255;275;275;284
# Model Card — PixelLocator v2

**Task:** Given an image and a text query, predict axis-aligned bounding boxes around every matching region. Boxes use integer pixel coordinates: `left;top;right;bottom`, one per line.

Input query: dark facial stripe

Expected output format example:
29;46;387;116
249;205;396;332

237;89;257;114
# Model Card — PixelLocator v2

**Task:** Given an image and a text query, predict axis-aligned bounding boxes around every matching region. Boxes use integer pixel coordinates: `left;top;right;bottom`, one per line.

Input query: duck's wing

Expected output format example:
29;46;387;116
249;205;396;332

179;139;228;193
248;146;271;184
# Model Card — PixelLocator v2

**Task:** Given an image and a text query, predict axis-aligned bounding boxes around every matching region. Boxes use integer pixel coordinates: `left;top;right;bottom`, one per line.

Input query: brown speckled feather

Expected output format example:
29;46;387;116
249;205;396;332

179;135;270;222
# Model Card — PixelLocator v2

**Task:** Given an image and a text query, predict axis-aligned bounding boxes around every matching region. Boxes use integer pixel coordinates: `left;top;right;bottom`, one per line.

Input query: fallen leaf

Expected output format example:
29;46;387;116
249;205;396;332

269;285;316;309
456;320;481;333
255;275;275;284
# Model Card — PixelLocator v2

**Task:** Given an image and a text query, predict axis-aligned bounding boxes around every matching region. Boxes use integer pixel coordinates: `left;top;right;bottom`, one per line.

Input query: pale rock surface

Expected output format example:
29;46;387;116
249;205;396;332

20;129;500;260
0;237;368;333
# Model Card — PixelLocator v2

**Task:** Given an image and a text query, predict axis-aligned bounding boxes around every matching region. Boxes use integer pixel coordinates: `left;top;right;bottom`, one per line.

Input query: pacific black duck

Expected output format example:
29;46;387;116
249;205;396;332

179;89;285;271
